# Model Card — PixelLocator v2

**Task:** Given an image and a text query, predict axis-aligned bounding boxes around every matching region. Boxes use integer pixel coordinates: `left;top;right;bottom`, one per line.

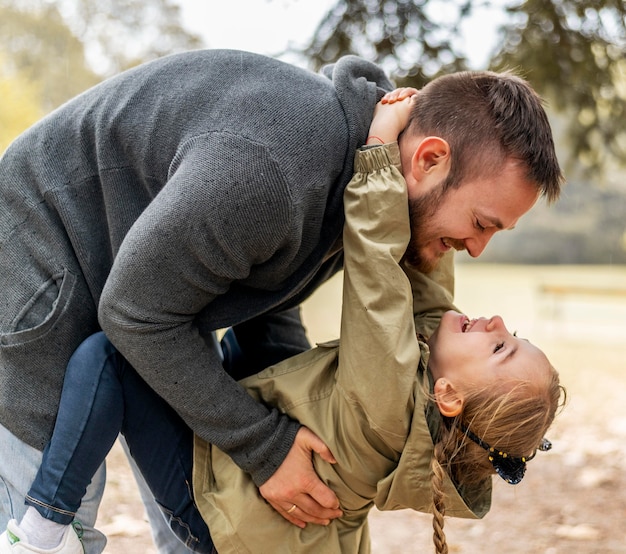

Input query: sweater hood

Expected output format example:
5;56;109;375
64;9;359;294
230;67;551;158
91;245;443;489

316;56;395;248
321;55;394;150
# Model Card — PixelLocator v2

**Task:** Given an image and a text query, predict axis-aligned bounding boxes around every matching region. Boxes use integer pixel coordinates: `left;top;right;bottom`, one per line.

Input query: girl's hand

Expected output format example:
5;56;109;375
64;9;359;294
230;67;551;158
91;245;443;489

381;87;419;105
366;87;419;145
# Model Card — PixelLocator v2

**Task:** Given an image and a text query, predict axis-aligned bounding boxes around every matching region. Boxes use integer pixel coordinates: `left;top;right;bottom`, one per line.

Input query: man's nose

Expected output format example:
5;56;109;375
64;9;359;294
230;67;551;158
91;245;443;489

465;230;496;258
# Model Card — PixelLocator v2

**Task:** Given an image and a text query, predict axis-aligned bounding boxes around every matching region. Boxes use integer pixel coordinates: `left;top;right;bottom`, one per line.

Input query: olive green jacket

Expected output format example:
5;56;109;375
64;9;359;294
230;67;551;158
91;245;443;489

193;144;491;553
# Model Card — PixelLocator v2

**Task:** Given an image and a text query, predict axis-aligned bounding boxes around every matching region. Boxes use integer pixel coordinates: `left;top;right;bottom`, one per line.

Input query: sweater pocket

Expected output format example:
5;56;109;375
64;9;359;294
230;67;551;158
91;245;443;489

3;269;75;342
1;267;97;356
0;268;99;449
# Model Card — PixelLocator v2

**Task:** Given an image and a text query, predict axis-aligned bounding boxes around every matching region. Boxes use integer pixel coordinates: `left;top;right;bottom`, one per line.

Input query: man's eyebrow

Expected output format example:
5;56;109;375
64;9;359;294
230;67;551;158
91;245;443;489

482;214;505;230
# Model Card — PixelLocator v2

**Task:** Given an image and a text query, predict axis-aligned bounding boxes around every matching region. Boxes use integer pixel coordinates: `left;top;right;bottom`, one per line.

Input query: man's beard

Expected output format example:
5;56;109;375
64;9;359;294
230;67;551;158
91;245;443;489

404;183;452;274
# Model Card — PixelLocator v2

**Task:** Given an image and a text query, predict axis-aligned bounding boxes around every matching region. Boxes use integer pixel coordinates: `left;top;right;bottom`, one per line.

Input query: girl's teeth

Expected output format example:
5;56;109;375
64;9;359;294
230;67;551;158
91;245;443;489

462;318;475;332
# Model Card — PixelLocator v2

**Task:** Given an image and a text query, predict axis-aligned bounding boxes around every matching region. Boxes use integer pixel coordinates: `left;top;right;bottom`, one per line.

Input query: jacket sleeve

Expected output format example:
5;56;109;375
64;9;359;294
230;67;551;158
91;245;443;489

98;134;301;486
405;250;458;340
336;143;422;433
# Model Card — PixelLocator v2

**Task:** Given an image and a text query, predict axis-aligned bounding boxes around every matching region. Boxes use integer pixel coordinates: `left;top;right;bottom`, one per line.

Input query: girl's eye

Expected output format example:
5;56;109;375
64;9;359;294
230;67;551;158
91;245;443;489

513;330;518;337
494;342;505;353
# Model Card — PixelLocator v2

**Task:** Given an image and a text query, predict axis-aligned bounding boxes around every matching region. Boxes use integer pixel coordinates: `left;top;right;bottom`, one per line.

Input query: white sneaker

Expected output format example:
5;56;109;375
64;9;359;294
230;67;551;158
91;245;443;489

0;520;84;554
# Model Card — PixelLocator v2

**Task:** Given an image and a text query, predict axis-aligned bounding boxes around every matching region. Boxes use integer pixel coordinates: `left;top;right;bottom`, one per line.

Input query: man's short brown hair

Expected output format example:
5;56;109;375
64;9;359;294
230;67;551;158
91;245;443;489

406;71;563;203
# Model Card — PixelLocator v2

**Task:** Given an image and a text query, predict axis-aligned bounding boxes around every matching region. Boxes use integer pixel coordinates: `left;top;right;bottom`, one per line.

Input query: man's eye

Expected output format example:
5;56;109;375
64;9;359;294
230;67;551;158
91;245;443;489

494;342;504;353
475;220;486;231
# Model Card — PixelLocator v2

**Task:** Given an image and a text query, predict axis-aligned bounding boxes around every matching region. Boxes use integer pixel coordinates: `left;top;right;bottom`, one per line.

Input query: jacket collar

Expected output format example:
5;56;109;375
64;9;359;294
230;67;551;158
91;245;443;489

373;347;492;518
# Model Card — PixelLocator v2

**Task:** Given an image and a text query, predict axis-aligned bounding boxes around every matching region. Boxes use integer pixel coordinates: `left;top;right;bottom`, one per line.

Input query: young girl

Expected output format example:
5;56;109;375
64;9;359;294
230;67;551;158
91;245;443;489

1;94;563;554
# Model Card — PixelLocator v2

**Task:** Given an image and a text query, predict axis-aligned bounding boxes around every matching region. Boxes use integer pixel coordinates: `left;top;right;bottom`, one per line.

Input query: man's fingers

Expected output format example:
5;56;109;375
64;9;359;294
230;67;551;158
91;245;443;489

267;498;333;528
303;473;341;511
259;427;343;526
299;427;337;464
294;428;340;510
264;499;306;528
283;500;332;526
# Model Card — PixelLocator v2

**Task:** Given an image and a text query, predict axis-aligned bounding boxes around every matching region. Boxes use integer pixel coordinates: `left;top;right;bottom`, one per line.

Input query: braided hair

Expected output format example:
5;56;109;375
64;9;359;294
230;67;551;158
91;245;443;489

428;364;564;553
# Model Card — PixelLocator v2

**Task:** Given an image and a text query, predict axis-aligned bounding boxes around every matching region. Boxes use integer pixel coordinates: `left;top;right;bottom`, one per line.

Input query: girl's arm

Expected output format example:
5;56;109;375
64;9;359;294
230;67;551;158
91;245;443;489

369;88;458;339
336;93;422;434
365;87;418;145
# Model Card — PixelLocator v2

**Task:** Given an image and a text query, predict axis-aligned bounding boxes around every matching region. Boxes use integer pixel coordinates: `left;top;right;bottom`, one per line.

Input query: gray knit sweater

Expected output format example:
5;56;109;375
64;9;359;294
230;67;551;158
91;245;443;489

0;49;392;485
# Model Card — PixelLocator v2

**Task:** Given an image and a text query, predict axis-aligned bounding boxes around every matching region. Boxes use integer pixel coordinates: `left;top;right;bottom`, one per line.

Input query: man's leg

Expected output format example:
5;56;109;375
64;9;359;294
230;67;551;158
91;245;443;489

119;436;195;554
0;423;107;554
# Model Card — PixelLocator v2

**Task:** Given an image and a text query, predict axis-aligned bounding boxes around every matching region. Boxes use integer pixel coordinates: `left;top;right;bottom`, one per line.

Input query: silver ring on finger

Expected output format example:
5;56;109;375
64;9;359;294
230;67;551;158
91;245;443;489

287;504;297;514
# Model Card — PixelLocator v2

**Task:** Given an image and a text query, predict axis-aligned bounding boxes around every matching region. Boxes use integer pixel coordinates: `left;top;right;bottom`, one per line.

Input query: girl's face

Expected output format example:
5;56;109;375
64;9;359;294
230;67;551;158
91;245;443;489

427;310;550;390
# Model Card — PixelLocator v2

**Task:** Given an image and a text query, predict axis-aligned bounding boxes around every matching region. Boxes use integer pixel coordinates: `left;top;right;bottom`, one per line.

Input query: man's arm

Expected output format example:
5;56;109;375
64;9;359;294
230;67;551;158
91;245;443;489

99;136;302;479
99;134;344;526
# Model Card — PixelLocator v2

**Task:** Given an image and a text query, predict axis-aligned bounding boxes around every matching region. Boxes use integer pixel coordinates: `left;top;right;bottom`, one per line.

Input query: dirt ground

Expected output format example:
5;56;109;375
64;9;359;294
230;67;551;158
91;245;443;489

96;266;626;553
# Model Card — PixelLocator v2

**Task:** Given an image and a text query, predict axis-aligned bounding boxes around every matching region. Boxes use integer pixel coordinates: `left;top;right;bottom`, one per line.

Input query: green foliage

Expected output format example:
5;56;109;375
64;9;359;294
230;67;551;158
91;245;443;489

300;0;626;174
0;54;43;154
0;0;203;150
0;0;202;113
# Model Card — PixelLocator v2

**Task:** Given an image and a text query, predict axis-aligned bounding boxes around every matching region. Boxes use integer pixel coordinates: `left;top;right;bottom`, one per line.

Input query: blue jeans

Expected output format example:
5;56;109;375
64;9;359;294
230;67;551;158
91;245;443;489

25;333;215;554
0;423;107;554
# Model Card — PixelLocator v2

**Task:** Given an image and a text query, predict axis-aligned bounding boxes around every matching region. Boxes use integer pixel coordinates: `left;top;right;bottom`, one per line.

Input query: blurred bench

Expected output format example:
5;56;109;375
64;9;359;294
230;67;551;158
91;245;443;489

538;283;626;318
538;284;626;298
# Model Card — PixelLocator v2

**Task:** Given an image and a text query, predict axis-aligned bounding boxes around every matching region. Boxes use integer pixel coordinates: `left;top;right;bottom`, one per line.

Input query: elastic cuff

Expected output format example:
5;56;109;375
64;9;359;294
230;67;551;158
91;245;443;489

354;142;401;173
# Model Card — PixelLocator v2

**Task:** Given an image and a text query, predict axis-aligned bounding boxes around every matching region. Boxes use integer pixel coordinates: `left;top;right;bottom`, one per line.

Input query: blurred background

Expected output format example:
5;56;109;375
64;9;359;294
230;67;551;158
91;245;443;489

2;0;624;552
1;0;625;262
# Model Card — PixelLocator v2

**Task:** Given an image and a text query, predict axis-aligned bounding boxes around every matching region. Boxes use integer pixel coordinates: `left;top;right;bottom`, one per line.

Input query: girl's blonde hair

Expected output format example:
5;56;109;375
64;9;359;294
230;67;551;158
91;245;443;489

429;364;565;554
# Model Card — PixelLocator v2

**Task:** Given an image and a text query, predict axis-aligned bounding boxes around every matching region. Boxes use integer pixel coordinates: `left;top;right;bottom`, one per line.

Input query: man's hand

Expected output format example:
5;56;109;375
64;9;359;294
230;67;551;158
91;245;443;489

259;427;343;528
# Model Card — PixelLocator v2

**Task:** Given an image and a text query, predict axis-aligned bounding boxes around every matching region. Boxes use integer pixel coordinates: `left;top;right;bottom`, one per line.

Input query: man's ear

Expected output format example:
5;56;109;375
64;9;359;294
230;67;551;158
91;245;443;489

434;378;464;417
411;136;450;173
407;136;451;195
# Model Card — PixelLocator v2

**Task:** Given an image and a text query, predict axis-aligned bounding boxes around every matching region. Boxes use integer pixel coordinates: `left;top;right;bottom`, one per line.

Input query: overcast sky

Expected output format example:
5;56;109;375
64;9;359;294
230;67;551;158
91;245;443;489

177;0;336;65
176;0;505;69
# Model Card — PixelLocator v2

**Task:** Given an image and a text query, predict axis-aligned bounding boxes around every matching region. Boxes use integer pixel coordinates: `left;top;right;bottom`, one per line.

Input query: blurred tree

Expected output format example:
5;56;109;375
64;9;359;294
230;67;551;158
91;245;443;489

0;53;43;153
300;0;626;174
0;0;202;113
492;0;626;174
52;0;203;76
0;2;99;112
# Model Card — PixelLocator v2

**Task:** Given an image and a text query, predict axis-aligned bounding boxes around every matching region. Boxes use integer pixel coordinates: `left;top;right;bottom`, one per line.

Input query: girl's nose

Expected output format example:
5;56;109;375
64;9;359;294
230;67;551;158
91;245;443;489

486;315;506;332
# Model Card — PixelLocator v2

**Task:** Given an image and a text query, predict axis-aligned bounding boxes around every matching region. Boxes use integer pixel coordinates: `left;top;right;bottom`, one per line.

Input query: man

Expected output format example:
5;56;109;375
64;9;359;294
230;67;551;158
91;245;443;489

0;49;562;552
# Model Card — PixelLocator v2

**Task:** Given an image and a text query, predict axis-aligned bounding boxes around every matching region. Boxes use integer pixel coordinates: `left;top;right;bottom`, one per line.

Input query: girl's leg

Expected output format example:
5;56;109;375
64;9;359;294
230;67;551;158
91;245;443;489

117;357;214;553
25;332;214;553
26;333;123;525
0;423;107;554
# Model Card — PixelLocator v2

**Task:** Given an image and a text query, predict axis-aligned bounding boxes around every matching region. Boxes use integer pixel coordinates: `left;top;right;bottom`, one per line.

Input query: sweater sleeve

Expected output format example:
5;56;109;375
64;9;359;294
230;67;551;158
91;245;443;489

99;133;301;485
